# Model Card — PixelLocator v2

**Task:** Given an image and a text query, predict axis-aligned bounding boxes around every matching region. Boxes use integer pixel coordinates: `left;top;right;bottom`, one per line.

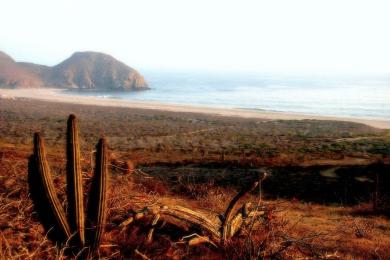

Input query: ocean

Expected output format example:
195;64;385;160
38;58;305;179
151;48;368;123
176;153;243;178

74;70;390;120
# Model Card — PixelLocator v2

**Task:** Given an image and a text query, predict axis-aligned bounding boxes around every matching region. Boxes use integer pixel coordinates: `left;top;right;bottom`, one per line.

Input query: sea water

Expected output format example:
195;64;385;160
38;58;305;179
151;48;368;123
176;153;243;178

73;70;390;120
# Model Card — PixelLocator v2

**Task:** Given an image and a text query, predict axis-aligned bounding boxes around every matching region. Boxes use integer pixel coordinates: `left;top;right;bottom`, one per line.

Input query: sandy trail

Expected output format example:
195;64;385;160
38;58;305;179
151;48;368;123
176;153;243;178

1;88;389;129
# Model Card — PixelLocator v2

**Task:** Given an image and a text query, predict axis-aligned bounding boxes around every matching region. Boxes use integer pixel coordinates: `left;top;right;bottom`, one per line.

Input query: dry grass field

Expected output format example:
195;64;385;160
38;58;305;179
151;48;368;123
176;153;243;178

0;99;390;259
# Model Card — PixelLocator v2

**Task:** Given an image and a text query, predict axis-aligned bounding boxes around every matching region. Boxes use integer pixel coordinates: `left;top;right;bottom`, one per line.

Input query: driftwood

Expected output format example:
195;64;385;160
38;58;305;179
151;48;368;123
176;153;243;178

121;176;267;247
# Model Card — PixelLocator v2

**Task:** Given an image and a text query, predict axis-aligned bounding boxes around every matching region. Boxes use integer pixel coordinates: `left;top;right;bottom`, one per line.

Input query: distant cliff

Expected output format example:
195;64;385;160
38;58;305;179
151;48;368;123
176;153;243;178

0;51;149;91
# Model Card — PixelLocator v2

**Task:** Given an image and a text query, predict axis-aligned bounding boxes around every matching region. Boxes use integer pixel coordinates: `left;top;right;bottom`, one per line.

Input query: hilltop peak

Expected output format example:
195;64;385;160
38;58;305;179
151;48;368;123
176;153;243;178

69;51;113;59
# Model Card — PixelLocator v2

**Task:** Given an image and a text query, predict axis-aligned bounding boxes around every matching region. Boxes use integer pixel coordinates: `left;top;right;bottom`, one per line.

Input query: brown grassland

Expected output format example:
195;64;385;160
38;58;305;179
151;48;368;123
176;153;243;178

0;98;390;259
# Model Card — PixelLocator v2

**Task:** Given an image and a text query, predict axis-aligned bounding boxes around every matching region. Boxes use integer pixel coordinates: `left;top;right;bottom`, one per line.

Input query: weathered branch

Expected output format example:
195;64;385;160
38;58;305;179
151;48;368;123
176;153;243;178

123;187;267;247
159;205;221;243
146;214;160;244
221;181;259;244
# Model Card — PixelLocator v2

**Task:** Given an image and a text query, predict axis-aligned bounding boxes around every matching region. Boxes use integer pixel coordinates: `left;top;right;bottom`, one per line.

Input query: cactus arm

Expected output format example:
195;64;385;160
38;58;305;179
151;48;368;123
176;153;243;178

87;138;109;253
34;132;71;239
66;114;85;246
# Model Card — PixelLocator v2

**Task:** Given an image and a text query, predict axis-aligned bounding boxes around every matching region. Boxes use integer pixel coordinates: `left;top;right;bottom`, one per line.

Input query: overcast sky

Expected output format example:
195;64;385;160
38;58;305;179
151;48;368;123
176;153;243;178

1;0;390;74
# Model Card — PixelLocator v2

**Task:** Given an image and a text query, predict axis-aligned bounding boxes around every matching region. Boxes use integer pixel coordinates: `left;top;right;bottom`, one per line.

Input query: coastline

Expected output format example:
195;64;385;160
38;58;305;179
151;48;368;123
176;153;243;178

1;88;390;129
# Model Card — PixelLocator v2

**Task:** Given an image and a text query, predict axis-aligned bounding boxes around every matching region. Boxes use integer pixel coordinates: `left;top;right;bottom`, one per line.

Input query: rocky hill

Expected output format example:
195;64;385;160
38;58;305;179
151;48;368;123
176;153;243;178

0;52;45;88
0;51;149;91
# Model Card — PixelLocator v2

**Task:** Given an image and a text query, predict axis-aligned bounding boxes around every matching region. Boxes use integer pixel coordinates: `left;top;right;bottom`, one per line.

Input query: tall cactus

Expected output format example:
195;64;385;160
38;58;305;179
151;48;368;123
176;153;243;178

33;133;72;239
66;114;85;246
87;138;109;253
30;115;109;256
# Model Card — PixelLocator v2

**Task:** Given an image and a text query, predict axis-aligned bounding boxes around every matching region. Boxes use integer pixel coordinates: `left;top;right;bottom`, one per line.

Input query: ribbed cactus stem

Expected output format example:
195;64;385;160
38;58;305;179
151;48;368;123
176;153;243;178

66;114;85;246
88;137;109;253
33;132;71;239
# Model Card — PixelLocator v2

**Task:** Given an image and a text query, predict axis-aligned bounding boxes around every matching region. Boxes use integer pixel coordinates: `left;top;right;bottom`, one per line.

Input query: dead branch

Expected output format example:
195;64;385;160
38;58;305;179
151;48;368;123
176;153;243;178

221;181;259;244
121;180;267;247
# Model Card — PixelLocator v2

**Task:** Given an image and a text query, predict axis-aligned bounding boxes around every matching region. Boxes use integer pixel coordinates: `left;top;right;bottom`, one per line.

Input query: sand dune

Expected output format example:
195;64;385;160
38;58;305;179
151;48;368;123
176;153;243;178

1;88;389;129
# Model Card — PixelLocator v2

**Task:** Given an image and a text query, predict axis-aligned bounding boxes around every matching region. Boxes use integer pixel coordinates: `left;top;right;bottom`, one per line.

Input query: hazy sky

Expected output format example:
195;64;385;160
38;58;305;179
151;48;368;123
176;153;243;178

1;0;390;74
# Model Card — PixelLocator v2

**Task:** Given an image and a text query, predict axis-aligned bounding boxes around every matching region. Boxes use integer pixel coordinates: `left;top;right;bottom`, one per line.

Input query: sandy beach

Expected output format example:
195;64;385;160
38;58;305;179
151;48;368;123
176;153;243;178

1;88;390;129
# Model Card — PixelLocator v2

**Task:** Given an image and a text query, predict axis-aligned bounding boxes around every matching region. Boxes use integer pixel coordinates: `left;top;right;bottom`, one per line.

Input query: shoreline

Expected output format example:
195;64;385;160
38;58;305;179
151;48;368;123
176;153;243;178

1;88;390;129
